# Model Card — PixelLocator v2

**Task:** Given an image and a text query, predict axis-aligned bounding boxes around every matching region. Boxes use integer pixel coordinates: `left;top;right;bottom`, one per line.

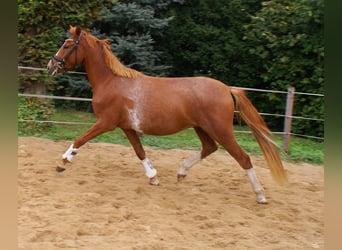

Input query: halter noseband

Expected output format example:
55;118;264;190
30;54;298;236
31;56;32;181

52;33;83;71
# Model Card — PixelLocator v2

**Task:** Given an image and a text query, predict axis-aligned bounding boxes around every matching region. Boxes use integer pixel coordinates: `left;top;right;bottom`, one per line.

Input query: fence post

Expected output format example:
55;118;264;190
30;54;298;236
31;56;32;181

283;87;295;154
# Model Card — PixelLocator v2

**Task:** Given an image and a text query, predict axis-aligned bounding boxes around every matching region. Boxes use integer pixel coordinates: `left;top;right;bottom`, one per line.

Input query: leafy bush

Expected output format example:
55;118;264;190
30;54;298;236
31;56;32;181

18;97;55;135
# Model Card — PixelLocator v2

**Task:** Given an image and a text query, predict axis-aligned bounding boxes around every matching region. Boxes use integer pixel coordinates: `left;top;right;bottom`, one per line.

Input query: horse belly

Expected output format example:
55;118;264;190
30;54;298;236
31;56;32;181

143;119;193;136
126;105;194;136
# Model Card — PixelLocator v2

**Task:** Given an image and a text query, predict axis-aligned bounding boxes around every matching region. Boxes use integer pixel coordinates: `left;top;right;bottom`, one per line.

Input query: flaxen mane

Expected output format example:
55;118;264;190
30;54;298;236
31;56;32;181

76;28;141;78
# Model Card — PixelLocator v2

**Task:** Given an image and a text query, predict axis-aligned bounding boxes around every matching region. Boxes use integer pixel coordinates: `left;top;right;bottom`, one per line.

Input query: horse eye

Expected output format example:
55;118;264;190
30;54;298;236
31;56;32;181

64;46;69;49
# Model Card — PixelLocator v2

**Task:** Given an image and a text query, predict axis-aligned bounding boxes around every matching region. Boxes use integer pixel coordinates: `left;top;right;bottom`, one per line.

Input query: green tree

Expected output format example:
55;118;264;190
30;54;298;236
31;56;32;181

93;1;173;76
244;0;324;137
158;0;262;87
18;0;106;94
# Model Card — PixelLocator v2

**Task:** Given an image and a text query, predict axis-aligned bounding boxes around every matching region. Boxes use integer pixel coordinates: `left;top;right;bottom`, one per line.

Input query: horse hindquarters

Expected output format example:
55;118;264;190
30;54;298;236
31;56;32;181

192;92;268;203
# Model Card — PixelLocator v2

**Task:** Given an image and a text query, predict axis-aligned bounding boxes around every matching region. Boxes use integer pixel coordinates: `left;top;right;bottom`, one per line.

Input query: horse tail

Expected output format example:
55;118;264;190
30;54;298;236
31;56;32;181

230;87;288;184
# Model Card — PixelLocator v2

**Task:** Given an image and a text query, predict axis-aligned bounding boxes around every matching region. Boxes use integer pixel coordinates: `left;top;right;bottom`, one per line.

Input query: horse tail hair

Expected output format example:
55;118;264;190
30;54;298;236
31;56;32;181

230;87;288;184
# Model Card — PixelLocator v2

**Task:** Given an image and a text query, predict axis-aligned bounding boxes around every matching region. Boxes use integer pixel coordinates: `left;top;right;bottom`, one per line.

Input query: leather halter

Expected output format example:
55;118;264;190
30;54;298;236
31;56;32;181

51;33;83;71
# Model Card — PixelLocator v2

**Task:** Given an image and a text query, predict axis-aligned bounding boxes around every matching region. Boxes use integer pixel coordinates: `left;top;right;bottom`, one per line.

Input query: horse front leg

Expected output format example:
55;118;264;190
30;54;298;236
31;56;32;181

57;120;114;172
123;129;159;185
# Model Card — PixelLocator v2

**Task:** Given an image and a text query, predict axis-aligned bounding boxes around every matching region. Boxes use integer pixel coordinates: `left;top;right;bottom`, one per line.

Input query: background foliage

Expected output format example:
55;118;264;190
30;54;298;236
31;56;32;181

18;0;106;93
18;0;108;123
157;0;262;86
18;0;324;139
18;97;54;135
244;0;324;137
93;1;173;75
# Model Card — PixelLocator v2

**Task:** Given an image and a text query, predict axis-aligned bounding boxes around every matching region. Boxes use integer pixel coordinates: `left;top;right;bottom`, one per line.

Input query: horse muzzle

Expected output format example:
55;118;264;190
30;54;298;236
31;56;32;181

47;59;63;76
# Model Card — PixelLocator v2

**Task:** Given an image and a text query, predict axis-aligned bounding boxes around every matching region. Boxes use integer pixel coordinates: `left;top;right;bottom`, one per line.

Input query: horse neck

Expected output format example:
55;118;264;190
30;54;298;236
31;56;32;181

82;46;114;90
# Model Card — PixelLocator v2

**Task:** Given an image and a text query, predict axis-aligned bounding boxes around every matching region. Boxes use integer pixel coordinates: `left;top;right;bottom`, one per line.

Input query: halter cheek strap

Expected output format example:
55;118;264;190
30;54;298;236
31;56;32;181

51;33;83;70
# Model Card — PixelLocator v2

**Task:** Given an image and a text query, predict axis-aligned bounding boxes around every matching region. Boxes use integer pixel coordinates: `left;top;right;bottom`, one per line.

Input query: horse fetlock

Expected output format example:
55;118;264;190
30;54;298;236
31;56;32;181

141;158;157;178
149;176;160;186
252;186;267;204
256;192;268;204
177;174;187;182
62;144;79;163
62;157;71;165
177;165;186;175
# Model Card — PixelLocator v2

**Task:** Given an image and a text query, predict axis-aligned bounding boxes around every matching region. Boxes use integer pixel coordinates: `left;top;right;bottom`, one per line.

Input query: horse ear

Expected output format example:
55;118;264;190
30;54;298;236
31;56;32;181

75;25;82;36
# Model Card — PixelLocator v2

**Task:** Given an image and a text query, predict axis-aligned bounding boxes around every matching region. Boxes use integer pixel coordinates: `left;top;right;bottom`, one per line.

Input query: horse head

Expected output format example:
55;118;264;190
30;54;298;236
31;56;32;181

47;25;85;76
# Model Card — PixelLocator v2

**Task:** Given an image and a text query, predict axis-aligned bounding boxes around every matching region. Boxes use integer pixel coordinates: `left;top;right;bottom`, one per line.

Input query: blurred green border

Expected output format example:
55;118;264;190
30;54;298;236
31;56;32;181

325;0;342;248
0;1;18;249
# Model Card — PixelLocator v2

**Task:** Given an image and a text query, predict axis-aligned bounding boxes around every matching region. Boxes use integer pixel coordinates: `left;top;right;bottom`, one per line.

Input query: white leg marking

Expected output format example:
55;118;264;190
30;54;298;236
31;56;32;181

62;144;79;162
141;158;157;178
178;152;201;176
246;168;267;204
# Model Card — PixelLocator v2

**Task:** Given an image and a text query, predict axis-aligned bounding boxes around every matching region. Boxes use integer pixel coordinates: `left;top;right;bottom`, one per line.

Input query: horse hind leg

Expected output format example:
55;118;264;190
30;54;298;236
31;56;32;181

177;127;217;181
214;130;267;204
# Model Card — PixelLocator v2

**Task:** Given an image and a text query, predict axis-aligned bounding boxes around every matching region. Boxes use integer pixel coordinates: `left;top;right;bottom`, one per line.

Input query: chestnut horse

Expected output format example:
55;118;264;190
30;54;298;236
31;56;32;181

47;26;287;203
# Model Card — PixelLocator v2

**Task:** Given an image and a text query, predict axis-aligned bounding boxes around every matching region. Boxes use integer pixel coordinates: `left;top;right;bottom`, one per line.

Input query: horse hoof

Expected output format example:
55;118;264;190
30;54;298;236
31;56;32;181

256;195;268;204
149;176;160;186
56;166;66;172
257;199;268;204
177;174;187;182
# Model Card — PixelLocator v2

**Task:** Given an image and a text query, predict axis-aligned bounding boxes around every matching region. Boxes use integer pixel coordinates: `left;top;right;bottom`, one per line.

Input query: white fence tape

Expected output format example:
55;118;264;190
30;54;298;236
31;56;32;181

18;66;324;141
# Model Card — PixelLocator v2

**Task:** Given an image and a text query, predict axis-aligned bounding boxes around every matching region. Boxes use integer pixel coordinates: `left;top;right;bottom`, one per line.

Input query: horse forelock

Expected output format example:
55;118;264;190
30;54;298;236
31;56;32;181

78;29;141;79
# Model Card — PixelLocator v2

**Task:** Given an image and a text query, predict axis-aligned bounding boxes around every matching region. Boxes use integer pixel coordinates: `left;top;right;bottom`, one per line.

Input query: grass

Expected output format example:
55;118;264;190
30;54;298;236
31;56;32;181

20;108;324;165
